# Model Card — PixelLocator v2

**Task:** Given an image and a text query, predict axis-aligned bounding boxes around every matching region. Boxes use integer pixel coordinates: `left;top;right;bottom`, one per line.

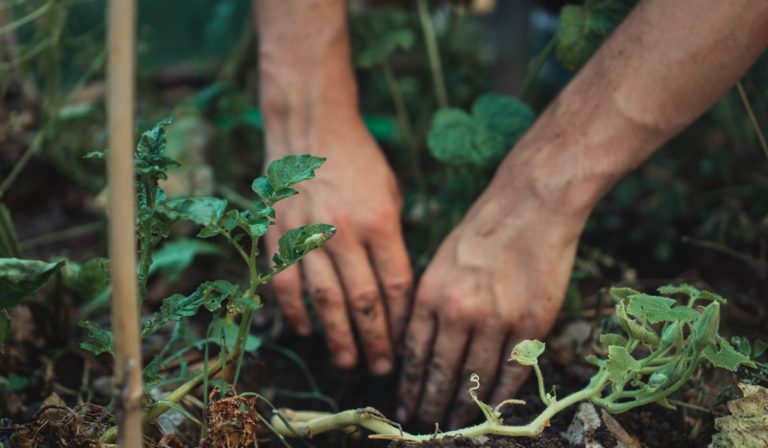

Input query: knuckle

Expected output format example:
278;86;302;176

382;279;412;302
350;290;380;316
311;287;343;309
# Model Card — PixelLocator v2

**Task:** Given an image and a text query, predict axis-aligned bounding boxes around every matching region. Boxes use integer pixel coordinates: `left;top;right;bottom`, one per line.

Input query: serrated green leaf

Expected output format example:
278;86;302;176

608;286;640;303
79;320;114;356
351;7;415;68
599;333;628;348
0;258;65;308
556;0;637;71
471;94;535;149
142;280;241;337
626;293;700;324
150;239;225;282
253;155;326;205
273;224;336;268
509;339;546;366
63;258;110;302
700;290;727;304
135;117;180;179
615;302;659;346
606;345;640;385
703;337;757;371
657;283;700;299
158;197;228;227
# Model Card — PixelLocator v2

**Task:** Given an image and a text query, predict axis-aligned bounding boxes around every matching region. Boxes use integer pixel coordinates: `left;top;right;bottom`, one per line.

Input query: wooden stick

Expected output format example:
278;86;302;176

106;0;142;446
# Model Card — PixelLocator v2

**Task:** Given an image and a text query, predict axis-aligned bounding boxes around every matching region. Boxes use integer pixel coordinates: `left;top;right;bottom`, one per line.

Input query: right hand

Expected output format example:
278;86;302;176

264;117;412;376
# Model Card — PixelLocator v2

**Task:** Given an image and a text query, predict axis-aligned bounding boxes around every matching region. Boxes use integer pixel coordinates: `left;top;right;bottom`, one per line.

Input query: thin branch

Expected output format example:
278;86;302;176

736;81;768;159
417;0;448;109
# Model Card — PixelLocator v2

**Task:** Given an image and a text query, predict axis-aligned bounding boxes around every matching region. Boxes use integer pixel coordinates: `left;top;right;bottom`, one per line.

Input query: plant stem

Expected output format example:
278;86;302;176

0;132;43;200
17;220;104;251
518;35;557;100
416;0;448;109
273;375;609;441
100;356;228;443
532;364;551;405
233;236;260;386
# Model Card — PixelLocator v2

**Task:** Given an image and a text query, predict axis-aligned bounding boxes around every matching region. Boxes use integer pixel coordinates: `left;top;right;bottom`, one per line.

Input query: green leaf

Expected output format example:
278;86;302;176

471;94;536;149
608;286;640;303
83;151;105;159
351;7;415;68
509;339;546;366
657;283;700;299
599;333;628;348
150;239;225;282
79;320;114;356
0;373;29;392
142;280;241;337
626;293;700;324
0;309;10;353
225;209;272;238
754;340;767;358
427;94;535;169
63;258;110;302
0;258;65;308
158;197;228;227
690;302;720;351
253;155;326;204
556;0;638;71
135;117;180;179
703;337;757;371
273;224;336;268
606;345;640;385
615;302;659;347
208;317;262;353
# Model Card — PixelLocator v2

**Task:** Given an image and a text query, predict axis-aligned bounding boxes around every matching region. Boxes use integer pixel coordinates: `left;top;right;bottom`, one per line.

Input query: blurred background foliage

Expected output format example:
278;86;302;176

2;0;767;296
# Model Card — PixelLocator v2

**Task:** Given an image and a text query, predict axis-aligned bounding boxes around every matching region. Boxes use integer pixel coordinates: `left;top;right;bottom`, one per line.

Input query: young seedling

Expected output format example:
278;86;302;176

270;284;756;442
77;118;335;444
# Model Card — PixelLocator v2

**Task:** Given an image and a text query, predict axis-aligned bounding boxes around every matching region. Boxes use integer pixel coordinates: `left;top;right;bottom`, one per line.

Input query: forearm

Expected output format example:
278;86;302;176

493;0;768;223
253;0;361;154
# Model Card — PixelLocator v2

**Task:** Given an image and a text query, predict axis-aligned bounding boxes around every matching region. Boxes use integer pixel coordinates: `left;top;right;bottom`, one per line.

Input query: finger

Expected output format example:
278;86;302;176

396;301;435;421
367;226;413;344
417;322;470;425
328;242;394;375
489;336;533;407
302;249;358;369
447;329;504;428
265;229;311;335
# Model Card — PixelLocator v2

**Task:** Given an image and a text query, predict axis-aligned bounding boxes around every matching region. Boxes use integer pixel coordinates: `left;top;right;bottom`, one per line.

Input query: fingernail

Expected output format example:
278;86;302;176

372;358;393;375
296;324;311;336
396;406;408;422
335;351;355;368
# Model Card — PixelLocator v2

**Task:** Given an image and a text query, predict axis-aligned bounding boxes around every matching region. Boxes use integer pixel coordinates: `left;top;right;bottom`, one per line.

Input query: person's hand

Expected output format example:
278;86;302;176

396;155;587;427
264;118;412;376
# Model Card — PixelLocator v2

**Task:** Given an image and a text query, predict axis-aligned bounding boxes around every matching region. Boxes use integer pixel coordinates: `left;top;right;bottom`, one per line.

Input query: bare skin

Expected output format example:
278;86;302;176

255;0;768;427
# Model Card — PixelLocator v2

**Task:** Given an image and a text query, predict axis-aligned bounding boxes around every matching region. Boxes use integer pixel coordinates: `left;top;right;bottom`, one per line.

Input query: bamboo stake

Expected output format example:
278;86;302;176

107;0;142;446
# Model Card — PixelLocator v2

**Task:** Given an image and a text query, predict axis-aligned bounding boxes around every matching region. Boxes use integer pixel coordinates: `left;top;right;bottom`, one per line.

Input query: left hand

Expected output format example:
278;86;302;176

396;167;585;428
